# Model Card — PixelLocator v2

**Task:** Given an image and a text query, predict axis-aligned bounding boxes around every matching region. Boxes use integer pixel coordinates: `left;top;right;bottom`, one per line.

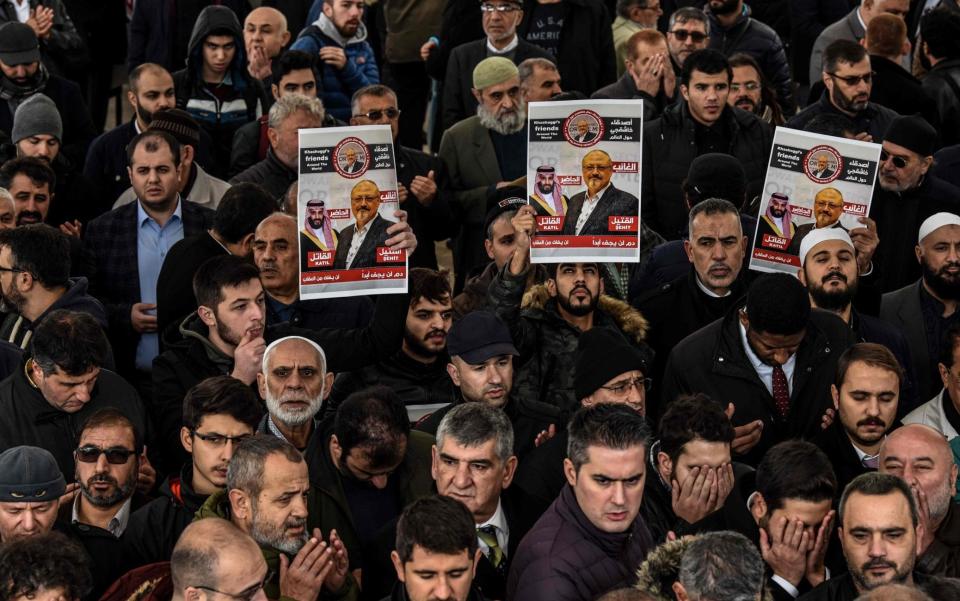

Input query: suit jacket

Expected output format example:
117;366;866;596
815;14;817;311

880;280;937;403
808;8;863;86
343;160;366;174
332;214;396;269
810;421;871;499
83;199;214;375
561;184;638;235
811;168;835;179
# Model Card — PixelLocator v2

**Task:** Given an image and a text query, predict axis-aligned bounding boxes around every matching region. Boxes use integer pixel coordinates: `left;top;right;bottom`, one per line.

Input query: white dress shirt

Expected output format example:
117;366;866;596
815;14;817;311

346;221;372;268
575;183;611;234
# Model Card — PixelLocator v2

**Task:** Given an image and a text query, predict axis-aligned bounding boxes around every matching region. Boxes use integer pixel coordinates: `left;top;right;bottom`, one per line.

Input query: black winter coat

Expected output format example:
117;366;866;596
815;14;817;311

661;306;856;466
229;147;297;201
395;145;457;270
641;103;773;240
922;58;960;148
809;421;870;500
787;92;899;143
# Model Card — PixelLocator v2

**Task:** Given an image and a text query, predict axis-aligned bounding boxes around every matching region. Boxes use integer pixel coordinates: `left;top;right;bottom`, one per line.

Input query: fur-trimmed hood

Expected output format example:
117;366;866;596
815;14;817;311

520;283;649;343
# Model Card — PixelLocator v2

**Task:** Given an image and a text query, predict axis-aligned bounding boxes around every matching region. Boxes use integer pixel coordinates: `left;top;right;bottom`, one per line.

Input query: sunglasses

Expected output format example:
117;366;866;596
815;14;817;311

880;150;909;169
669;30;708;43
75;445;136;465
828;71;874;86
354;108;400;120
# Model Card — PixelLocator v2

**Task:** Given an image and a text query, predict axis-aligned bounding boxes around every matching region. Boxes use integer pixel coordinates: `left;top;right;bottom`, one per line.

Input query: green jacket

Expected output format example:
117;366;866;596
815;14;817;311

196;490;359;601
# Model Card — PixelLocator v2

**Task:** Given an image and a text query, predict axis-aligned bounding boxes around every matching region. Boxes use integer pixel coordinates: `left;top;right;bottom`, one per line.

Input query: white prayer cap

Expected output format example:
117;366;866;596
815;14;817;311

799;228;854;266
918;212;960;245
261;336;327;374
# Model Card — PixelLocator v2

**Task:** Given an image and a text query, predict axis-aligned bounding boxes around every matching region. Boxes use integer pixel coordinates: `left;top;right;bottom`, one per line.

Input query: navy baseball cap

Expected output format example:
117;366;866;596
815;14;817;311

447;311;519;364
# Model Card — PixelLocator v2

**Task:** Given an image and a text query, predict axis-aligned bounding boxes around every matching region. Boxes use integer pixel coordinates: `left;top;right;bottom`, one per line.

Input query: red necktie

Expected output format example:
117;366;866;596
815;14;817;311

772;365;790;419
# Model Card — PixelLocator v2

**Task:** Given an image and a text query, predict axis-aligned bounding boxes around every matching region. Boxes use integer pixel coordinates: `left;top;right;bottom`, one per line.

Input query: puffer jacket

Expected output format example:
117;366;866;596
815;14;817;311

506;484;654;601
642;102;773;240
488;263;650;426
0;277;107;350
291;13;379;121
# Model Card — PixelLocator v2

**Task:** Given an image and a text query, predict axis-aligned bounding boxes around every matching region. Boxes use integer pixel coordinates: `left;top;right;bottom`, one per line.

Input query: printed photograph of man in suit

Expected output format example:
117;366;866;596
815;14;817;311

562;149;639;236
300;198;339;272
756;192;797;246
810;154;837;179
529;165;568;216
333;180;398;269
787;187;848;255
341;147;366;174
571;118;598;144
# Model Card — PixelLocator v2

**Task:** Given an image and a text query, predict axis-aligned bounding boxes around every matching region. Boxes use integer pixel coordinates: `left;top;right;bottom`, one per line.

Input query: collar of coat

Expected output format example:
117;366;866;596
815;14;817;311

520;284;649;344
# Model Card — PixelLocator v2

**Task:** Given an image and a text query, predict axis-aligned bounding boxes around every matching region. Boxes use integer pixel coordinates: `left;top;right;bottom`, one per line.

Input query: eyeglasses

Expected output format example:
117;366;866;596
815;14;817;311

75;445;137;465
880;150;909;169
601;377;652;395
0;266;24;274
668;30;708;43
353;107;400;120
480;3;521;13
192;431;252;447
193;571;273;601
730;82;760;92
828;71;874;86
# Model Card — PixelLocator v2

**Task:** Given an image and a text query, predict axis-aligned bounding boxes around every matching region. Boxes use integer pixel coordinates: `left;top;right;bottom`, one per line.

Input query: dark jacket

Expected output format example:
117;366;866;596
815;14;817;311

155;231;227;346
880;281;940;405
380;582;486;601
83;120;138;205
265;294;374;332
786;92;899;143
173;5;267;179
0;277;107;350
46;153;102;225
0;365;149;478
798;571;940;600
642;103;773;239
517;0;616;97
229;147;297;201
809;421;871;499
488;263;651;426
453;262;547;320
395;145;457;270
561;184;639;236
922;58;960;148
854;309;920;417
333;214;398;269
934;144;960;190
706;5;796;114
788;0;854;85
506;484;654;601
661;306;857;466
869;54;939;128
122;464;211;566
126;0;252;74
591;72;673;121
918;500;960;577
0;0;84;77
83;199;214;376
290;15;379;121
440;38;552;131
508;429;568;523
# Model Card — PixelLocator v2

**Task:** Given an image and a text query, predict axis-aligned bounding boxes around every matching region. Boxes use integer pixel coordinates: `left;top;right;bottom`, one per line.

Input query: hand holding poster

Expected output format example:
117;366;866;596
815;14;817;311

749;127;882;274
526;99;643;263
298;125;407;299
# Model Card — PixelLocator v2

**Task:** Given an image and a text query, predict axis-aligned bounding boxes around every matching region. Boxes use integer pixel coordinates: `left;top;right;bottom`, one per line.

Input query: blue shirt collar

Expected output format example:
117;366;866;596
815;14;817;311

137;196;183;227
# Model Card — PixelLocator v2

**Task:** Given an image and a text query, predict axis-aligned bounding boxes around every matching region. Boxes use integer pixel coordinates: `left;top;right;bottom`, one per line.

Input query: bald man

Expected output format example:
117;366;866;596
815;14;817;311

170;518;269;601
333;181;401;269
561;150;640;236
244;7;292;81
881;424;960;577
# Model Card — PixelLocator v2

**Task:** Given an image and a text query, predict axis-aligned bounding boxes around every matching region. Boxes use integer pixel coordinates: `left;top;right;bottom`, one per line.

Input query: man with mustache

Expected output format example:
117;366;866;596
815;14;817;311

332;179;399;270
124;376;261;567
198;435;357;600
328;268;455;421
561;149;639;236
786;188;850;257
812;343;901;498
594;30;676;121
881;213;960;410
727;53;784;126
0;156;53;228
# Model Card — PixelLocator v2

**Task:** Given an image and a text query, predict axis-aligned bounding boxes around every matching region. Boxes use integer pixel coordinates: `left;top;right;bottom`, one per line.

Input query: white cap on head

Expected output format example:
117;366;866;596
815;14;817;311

799;228;854;266
918;212;960;245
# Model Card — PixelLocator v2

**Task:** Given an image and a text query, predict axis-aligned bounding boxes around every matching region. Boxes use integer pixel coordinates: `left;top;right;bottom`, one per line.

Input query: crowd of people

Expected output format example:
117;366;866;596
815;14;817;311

1;0;960;600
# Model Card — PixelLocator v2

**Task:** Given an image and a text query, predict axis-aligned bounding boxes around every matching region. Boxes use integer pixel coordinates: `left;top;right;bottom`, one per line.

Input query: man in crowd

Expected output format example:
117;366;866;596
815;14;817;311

872;117;960;293
169;518;269;601
642;49;772;239
291;0;379;122
662;272;855;465
440;57;528;292
83;64;177;205
157;183;278;340
594;30;676;121
904;322;960;443
0;310;148;479
704;0;795;114
0;532;91;600
124;376;262;565
254;212;373;330
665;7;710;73
788;40;898;142
489;204;650;428
329;268;454;421
518;57;562;103
257;336;329;451
350;84;456;270
113;109;230;211
84;131;214;383
881;424;960;577
231;93;324;199
920;8;960;147
881;213;960;410
747;441;837;599
230;51;321;177
243;7;291;82
173;5;267;178
561;150;639;236
507;403;653;600
0;446;65;542
727;53;785;126
612;0;661;77
800;473;934;598
674;531;765;601
813;343;901;495
388;495;486;601
0;23;95;166
441;0;550;131
197;435;356;600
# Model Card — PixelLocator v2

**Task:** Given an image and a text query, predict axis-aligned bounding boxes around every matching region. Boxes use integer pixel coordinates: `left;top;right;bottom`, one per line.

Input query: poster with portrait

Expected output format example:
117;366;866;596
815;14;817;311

297;125;406;299
526;99;643;263
749;127;881;274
